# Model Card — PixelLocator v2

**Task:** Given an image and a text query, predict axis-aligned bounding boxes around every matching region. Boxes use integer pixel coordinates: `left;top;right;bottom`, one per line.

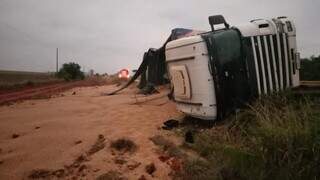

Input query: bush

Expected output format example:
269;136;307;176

56;62;84;81
183;93;320;180
300;55;320;80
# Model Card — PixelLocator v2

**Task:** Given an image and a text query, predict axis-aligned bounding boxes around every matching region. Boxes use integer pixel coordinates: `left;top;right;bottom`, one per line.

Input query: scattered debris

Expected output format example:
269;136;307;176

87;134;105;155
138;83;159;95
26;133;111;179
96;171;126;180
168;157;182;172
75;140;82;145
93;168;100;172
52;169;65;178
72;154;88;168
114;157;127;165
28;169;51;179
110;138;137;153
185;130;194;143
145;163;156;175
158;155;170;162
150;134;186;176
78;164;87;172
12;133;20;139
127;161;141;170
98;134;104;139
138;175;147;180
162;119;179;130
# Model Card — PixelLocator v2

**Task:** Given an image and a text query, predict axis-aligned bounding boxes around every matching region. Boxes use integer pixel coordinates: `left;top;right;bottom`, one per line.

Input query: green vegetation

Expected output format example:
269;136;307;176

301;55;320;80
180;93;320;180
56;62;85;81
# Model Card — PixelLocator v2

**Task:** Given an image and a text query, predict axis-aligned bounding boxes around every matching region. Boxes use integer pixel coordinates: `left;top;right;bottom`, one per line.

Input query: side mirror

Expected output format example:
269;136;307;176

208;15;229;31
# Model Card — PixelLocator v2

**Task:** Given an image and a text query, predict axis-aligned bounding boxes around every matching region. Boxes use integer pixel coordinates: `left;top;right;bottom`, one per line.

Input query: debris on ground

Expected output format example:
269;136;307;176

110;138;137;153
138;83;159;95
28;168;67;179
138;175;147;180
28;169;51;179
78;164;87;172
75;140;82;145
158;155;170;162
87;134;105;155
12;133;20;139
52;169;65;178
72;91;76;95
114;157;127;165
145;163;156;175
93;168;100;172
72;154;88;168
127;161;141;170
162;119;179;130
34;126;40;129
167;157;182;172
150;135;186;177
96;171;126;180
185;130;194;143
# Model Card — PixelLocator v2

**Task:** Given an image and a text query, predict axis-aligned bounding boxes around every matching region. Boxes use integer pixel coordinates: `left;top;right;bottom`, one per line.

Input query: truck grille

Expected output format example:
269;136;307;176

250;33;292;94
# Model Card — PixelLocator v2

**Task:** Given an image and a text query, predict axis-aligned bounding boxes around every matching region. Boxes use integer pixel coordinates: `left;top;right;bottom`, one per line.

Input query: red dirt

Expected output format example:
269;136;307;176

0;84;182;179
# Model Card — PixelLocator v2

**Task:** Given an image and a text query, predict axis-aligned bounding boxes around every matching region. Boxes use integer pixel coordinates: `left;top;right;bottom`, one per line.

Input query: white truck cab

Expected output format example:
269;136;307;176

166;36;217;120
166;15;300;120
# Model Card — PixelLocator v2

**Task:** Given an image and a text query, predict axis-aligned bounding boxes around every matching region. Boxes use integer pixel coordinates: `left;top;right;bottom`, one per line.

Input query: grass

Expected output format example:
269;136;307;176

150;135;184;158
110;138;137;153
179;92;320;180
0;70;60;91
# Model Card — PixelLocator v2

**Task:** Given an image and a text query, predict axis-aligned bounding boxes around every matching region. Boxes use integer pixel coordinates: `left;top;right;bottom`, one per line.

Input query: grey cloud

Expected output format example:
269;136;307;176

0;0;319;73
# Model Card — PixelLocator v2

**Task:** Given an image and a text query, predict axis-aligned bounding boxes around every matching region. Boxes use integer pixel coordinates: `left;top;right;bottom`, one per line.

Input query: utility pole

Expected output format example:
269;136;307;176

56;48;59;73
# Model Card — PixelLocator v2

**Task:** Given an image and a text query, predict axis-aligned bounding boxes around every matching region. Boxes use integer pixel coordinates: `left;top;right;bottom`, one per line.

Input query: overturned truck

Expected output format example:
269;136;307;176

111;15;300;121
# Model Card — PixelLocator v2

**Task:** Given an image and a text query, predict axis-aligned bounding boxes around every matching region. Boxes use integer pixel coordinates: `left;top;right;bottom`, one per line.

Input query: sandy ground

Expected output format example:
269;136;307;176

0;84;182;179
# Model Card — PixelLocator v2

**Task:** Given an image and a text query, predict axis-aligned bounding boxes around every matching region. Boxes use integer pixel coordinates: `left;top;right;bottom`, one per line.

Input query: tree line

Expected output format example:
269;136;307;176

301;55;320;80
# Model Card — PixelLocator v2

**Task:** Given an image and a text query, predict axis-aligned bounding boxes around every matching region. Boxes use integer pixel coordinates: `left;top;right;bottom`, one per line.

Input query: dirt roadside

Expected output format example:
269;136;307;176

0;84;182;179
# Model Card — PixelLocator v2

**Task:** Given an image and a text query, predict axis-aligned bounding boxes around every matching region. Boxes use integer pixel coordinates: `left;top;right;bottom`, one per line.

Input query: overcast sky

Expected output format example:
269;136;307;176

0;0;319;74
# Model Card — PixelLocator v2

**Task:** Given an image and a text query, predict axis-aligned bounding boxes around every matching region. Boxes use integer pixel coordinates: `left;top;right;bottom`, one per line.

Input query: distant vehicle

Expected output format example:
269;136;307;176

166;15;300;120
118;69;130;79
